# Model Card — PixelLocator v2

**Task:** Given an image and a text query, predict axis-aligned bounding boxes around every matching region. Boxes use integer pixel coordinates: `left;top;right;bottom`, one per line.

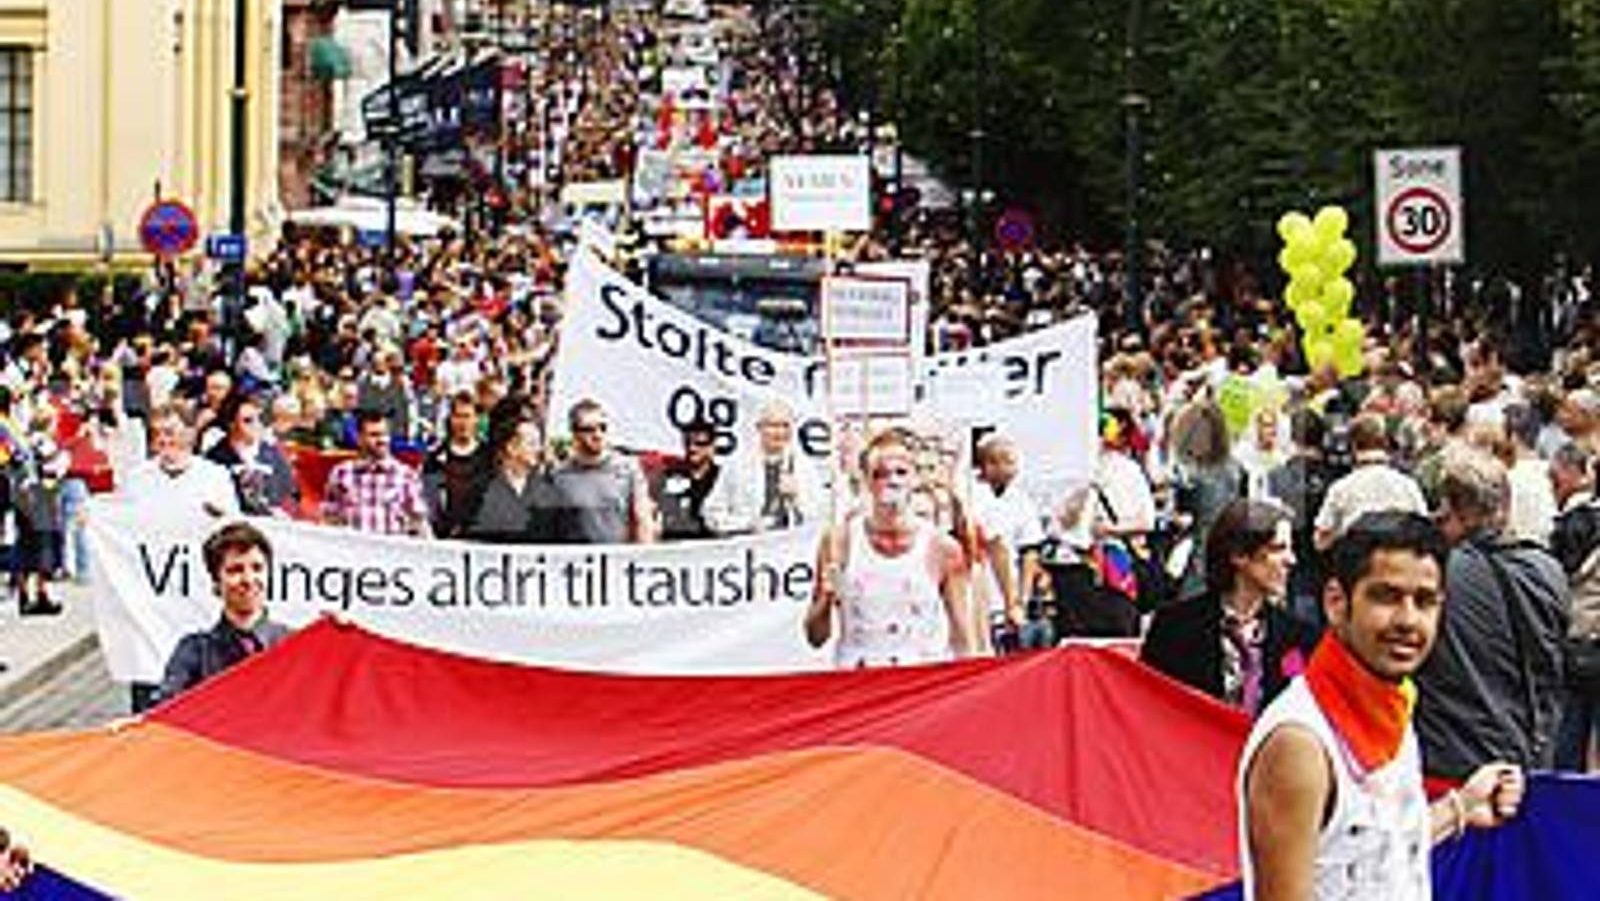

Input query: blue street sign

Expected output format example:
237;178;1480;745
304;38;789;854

205;233;248;263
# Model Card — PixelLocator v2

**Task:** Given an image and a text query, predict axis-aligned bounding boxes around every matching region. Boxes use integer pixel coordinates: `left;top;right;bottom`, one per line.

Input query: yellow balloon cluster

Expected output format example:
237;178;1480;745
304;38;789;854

1277;206;1364;377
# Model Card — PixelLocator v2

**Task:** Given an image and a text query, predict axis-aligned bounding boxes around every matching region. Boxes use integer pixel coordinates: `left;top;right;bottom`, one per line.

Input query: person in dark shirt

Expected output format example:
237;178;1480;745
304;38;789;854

422;391;487;537
652;418;721;542
158;521;290;704
1142;499;1322;717
1267;409;1335;628
463;399;552;544
204;391;299;516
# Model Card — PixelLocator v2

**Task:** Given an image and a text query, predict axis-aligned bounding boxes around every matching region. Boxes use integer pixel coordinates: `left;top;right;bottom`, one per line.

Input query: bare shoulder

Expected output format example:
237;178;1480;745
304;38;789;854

1246;724;1332;812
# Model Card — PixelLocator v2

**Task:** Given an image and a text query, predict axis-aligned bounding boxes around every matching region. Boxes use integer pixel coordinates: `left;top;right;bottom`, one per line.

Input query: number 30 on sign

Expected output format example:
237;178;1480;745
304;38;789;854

1374;147;1463;267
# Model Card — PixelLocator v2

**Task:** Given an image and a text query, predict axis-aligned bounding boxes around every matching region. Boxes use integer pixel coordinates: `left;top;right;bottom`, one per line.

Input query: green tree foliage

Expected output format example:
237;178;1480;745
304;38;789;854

809;0;1599;275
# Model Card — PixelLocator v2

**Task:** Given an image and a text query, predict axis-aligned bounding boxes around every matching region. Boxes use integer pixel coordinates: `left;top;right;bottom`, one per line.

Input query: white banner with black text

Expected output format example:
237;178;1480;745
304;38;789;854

88;499;829;684
549;250;1099;498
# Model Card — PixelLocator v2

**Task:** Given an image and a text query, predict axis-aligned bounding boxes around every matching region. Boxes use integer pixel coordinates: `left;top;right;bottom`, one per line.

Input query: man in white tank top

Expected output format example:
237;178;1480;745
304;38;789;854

804;427;976;667
1239;511;1525;900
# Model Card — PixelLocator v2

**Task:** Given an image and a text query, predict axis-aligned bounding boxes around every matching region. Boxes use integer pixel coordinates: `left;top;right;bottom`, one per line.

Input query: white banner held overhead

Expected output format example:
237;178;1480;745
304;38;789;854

548;251;1099;495
88;500;829;684
769;155;872;233
822;276;911;346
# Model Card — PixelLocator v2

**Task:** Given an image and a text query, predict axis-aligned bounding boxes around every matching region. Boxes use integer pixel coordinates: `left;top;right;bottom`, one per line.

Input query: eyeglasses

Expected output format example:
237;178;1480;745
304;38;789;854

574;422;608;434
686;435;714;448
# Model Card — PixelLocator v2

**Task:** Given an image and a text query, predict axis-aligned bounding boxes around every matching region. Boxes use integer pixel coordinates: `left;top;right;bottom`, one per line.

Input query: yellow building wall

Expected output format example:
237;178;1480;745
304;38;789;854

0;0;281;267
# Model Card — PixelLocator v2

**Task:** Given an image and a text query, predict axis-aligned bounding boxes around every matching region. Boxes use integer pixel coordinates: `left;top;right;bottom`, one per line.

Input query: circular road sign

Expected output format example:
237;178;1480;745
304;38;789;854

138;200;201;258
994;208;1035;253
1385;186;1453;256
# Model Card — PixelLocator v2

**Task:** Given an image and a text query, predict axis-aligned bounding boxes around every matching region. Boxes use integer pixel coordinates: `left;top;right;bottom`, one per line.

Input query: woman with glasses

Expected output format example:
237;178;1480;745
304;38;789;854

805;427;977;668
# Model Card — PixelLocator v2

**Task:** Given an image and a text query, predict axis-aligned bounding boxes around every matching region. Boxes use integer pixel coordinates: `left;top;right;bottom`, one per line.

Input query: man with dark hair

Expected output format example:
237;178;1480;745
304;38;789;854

1141;499;1320;716
1240;511;1525;900
1418;445;1569;781
651;417;721;541
158;521;290;703
322;409;431;535
421;391;485;538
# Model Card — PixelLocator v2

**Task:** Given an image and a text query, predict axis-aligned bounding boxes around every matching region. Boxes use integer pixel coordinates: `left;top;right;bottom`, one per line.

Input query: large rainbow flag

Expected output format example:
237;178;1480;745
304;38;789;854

1;620;1594;899
0;620;1246;899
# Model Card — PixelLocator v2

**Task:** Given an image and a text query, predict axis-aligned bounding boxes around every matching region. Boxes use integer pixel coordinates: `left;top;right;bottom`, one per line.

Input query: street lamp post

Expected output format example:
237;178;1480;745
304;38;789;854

227;0;249;365
1122;0;1147;338
386;1;400;261
969;0;987;293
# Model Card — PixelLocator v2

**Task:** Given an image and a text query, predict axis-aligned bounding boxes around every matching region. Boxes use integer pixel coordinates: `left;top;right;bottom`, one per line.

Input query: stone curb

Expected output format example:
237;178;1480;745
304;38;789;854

0;632;101;713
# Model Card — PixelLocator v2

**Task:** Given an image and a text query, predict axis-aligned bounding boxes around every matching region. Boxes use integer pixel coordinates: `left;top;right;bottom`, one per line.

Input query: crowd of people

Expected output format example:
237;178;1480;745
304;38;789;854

0;1;1595;895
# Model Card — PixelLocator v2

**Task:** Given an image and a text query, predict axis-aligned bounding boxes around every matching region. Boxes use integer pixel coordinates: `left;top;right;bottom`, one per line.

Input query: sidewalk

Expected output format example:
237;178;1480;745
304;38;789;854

0;581;100;712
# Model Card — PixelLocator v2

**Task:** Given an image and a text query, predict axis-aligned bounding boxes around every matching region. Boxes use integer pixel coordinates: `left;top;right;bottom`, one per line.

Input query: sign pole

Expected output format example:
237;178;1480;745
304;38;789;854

823;230;843;526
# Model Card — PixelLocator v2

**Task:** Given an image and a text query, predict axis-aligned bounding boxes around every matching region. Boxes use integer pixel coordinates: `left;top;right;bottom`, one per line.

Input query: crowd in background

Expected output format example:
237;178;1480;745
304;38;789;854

0;1;1594;775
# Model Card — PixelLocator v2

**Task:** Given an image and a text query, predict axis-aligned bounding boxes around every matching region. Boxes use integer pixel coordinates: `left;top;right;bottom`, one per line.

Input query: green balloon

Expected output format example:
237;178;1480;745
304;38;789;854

1285;278;1320;309
1334;341;1364;377
1333;318;1365;352
1323;238;1358;275
1321;277;1356;320
1277;247;1297;276
1277;211;1314;245
1218;375;1257;437
1313;206;1350;242
1288;261;1324;286
1304;336;1336;371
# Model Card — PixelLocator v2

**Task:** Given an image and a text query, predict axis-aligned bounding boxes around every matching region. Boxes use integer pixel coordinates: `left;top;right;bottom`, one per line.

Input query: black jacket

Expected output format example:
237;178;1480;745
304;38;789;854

1140;591;1322;711
1416;534;1569;778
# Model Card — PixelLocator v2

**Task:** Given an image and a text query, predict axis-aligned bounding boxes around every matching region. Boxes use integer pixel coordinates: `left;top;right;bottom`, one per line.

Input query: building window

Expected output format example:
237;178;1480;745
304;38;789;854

0;49;33;203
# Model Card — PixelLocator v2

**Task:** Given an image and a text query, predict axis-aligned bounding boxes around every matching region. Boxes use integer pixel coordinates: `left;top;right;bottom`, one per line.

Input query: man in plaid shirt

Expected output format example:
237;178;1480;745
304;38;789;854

322;410;432;537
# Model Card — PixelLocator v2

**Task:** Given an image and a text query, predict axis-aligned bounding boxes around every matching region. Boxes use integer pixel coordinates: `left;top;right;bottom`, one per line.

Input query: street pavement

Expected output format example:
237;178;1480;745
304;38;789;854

0;581;125;733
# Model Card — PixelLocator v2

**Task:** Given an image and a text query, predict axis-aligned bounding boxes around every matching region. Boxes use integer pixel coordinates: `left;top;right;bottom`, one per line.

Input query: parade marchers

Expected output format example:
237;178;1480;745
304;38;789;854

0;1;1595;897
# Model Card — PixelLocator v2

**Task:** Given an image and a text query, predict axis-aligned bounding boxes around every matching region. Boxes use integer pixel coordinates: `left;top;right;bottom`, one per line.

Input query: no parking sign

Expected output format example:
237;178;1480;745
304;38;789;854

1374;147;1463;266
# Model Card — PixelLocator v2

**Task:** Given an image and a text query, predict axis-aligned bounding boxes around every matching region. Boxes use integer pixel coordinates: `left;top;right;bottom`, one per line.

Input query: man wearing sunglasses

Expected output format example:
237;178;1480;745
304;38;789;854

545;399;656;544
651;418;722;542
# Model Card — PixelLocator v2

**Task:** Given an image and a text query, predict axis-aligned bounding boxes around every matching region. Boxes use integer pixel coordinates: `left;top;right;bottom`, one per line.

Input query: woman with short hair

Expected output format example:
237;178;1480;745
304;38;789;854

1140;498;1321;716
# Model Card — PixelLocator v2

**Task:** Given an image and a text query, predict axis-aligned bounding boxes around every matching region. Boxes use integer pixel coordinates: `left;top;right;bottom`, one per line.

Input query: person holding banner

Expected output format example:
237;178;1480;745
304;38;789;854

545;399;656;544
1239;512;1525;900
805;428;976;667
322;411;432;537
463;399;553;544
651;417;722;542
703;400;823;535
158;522;291;704
204;392;299;517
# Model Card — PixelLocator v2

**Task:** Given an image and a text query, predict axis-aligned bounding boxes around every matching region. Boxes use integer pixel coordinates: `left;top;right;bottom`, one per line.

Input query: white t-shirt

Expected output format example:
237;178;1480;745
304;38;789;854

121;456;240;517
972;479;1047;613
1505;457;1557;546
1315;462;1428;541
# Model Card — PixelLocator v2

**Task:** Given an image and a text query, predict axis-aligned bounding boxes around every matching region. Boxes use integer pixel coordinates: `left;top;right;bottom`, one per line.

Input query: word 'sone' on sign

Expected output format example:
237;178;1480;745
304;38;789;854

1374;147;1463;266
769;155;872;233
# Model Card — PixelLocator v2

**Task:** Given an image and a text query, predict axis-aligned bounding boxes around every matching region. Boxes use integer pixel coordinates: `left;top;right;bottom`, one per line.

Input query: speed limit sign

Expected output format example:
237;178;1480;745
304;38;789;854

1375;147;1463;266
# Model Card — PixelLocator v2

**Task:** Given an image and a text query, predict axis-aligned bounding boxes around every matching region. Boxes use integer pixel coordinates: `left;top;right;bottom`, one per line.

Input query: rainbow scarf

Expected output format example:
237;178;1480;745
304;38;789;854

1303;634;1417;773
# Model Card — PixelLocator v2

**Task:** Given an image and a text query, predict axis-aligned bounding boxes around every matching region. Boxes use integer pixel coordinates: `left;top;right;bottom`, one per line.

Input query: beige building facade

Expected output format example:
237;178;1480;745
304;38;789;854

0;0;282;268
